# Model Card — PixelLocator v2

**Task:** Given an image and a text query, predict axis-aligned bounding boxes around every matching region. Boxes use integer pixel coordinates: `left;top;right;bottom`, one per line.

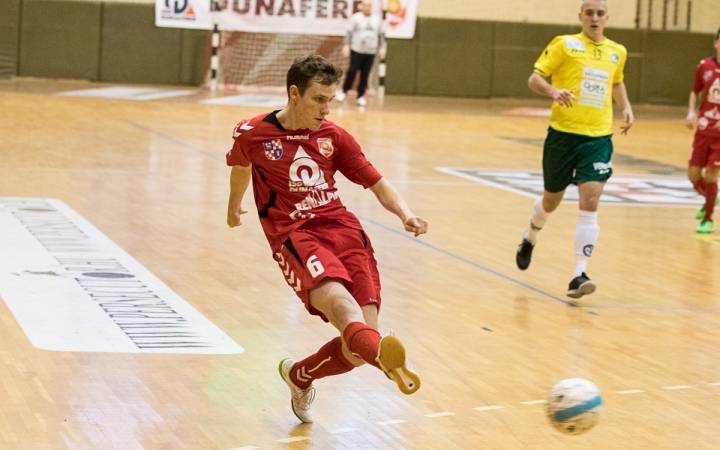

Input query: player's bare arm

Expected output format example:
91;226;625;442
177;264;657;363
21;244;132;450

686;91;699;129
611;82;634;135
528;73;575;108
369;178;428;237
227;165;251;228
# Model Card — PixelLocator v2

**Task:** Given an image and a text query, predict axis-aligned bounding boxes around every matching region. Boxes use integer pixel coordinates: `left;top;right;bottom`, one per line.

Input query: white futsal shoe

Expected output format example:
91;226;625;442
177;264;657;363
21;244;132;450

279;358;315;423
335;90;346;102
356;96;367;106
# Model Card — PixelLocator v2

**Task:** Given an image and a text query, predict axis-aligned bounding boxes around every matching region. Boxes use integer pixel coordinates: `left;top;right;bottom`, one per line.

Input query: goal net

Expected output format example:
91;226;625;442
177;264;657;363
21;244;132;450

207;31;379;93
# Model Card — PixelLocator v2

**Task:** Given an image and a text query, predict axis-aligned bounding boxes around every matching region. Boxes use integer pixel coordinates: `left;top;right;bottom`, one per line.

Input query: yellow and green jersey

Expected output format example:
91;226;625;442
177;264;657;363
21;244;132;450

534;33;627;137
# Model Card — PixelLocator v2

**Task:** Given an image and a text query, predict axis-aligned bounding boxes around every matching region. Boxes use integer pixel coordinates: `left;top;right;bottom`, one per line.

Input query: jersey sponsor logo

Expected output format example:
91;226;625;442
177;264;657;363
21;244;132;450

0;198;244;354
707;78;720;104
287;134;309;140
317;138;334;158
263;139;283;160
703;107;720;121
289;146;328;192
580;67;609;108
565;37;586;51
583;67;610;83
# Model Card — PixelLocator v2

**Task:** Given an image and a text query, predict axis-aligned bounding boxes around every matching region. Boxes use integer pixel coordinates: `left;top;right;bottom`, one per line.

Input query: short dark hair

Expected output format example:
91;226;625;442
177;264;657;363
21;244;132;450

286;55;343;97
716;27;720;41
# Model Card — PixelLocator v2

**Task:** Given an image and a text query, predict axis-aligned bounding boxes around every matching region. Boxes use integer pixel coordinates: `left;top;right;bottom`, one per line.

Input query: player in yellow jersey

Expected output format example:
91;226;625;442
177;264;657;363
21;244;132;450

515;0;634;299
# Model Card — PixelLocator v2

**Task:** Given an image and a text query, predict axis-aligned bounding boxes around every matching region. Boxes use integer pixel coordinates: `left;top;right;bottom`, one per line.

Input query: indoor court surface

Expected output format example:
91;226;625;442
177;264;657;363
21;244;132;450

1;78;720;449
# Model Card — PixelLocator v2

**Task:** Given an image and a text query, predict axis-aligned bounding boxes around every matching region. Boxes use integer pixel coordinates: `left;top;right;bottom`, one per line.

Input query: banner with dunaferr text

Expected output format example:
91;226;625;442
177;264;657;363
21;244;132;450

156;0;417;39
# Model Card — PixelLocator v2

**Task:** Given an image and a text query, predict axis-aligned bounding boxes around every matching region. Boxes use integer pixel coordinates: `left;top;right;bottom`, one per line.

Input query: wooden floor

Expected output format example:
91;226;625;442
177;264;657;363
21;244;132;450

0;78;719;449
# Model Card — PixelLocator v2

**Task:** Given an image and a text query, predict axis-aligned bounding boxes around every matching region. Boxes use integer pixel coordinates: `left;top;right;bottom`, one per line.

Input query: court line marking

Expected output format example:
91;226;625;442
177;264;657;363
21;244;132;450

616;390;645;394
277;436;310;443
357;216;576;308
710;382;720;386
328;427;358;434
126;121;224;161
229;447;260;450
520;400;546;405
376;420;407;425
473;406;503;411
663;385;691;390
424;412;455;418
358;216;720;313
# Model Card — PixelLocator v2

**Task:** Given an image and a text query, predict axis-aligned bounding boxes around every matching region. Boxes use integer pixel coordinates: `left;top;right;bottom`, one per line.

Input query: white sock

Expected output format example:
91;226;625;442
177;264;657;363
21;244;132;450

525;197;549;245
573;210;600;278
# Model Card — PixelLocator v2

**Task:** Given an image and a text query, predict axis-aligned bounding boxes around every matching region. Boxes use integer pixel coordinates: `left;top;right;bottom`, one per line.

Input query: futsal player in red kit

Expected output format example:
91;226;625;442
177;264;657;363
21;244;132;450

226;55;426;423
686;27;720;234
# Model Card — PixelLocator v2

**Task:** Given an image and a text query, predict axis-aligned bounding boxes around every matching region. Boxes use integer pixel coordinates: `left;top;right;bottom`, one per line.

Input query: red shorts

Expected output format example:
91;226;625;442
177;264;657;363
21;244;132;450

273;221;381;322
690;131;720;168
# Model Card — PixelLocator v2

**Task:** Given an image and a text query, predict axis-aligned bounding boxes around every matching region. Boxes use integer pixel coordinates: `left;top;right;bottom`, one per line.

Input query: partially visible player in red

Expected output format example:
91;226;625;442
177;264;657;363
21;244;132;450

226;55;426;423
686;27;720;234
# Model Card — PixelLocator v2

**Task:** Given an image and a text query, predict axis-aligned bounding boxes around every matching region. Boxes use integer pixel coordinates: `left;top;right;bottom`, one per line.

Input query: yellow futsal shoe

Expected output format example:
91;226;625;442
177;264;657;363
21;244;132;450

377;335;421;395
696;220;715;234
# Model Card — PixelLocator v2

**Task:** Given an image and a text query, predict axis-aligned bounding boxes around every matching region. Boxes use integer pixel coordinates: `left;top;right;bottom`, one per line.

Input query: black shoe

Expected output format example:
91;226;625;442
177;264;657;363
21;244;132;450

516;239;534;270
567;272;597;299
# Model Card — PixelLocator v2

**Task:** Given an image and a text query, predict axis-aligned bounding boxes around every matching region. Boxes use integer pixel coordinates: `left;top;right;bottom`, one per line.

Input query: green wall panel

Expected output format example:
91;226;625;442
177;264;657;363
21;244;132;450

416;18;493;97
0;0;20;78
640;31;713;104
491;22;576;98
385;36;417;95
180;29;208;85
100;3;182;84
19;0;101;80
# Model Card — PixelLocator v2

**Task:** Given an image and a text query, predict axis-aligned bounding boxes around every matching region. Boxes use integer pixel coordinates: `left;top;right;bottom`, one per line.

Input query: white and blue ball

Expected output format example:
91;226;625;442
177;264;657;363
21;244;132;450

546;378;602;435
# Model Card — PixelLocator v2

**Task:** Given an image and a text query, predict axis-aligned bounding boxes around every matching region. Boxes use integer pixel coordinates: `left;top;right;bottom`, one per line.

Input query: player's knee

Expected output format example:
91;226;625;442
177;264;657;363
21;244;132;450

704;169;719;183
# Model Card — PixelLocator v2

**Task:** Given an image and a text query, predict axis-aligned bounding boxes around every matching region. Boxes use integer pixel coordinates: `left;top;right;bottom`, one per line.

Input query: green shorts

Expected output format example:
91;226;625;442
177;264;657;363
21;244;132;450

542;127;614;193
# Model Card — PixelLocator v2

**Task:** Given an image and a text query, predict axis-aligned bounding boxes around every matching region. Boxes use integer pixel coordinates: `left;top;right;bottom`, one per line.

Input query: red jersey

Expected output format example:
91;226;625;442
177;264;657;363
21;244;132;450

693;57;720;135
226;111;383;251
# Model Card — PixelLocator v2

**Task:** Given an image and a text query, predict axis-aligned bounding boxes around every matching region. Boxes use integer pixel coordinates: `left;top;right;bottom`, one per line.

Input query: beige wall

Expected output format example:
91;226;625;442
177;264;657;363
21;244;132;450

417;0;720;34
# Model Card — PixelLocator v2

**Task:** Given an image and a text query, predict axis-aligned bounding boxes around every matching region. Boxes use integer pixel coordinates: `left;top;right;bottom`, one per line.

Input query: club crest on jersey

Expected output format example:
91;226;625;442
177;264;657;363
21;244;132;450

263;139;283;160
611;53;619;64
705;70;714;82
317;138;334;158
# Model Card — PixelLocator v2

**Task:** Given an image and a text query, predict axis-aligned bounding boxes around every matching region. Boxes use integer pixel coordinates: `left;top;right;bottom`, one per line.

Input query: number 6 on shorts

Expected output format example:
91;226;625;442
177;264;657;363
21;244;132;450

307;255;325;278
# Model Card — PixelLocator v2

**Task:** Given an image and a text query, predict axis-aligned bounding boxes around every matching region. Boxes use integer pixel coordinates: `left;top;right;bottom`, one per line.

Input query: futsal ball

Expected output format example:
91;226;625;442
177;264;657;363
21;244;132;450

545;378;602;436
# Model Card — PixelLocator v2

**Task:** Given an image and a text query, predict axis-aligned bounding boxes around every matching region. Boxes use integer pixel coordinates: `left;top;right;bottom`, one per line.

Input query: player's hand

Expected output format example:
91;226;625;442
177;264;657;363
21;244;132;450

552;88;575;108
403;216;428;237
620;107;634;135
342;45;350;58
227;204;248;228
686;112;698;130
378;47;387;60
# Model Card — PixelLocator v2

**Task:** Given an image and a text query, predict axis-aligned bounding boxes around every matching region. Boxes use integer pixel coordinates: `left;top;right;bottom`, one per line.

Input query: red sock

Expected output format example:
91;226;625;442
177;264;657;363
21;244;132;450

693;178;708;196
342;322;381;369
290;337;355;389
704;181;718;222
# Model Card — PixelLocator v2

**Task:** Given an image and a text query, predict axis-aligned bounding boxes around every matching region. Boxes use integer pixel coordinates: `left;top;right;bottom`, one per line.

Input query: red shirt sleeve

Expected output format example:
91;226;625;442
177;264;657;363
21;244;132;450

693;60;706;94
335;129;383;189
226;121;252;167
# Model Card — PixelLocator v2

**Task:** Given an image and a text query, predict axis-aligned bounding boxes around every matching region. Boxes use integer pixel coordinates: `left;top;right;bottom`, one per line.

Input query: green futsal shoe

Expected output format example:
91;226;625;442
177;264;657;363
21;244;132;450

696;197;720;220
696;220;716;234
